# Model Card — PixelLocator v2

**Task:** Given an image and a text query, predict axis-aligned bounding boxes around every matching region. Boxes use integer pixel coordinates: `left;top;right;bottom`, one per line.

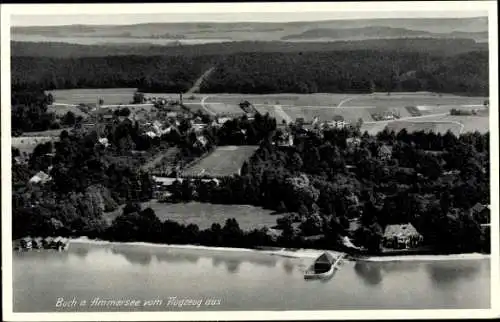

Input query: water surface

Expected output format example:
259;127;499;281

13;242;490;312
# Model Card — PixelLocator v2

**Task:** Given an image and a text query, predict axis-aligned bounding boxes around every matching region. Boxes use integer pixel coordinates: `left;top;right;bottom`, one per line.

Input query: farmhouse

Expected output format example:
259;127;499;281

383;223;423;249
29;171;52;185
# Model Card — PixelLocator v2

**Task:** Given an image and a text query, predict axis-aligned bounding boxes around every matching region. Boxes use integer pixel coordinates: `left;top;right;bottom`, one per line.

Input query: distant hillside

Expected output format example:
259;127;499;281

11;38;488;58
11;16;488;43
281;26;487;42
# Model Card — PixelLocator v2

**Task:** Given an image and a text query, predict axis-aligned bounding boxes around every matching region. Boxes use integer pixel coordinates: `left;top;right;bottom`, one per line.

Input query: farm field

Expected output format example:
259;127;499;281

104;201;279;231
282;106;375;123
181;145;259;177
204;93;352;107
205;102;245;116
424;114;490;133
340;93;487;108
46;88;137;105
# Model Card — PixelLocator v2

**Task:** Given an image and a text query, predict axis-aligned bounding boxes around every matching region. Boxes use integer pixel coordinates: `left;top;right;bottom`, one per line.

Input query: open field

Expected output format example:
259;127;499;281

181;145;258;177
340;93;487;108
361;111;489;135
46;88;137;105
200;92;487;123
205;103;245;116
104;201;279;231
204;93;352;107
283;106;375;123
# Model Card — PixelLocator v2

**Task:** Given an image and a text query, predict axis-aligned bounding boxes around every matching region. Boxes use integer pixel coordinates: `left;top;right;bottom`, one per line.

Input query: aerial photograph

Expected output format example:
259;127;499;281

2;1;497;319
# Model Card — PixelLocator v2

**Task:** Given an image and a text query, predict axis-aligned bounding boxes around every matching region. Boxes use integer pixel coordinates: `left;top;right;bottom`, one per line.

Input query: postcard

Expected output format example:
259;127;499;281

1;1;499;321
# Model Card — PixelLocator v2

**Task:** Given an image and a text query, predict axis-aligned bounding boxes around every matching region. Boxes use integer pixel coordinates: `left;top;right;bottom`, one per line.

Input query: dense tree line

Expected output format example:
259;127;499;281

201;50;488;95
11;38;487;58
11;90;56;135
12;55;215;93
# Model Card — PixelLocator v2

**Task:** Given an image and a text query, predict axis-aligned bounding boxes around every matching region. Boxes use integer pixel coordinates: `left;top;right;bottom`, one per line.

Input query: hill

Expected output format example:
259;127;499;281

281;27;487;42
12;17;488;43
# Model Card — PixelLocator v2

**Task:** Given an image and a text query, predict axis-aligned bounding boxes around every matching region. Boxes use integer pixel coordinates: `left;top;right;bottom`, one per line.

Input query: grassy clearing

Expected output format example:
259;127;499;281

282;106;374;123
104;201;279;231
181;145;258;177
341;94;487;108
47;88;137;105
431;115;490;133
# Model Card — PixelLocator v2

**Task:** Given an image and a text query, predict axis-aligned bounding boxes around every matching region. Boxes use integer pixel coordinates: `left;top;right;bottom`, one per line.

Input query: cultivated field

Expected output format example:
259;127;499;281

181;145;259;177
282;106;375;123
204;103;245;116
361;112;489;136
200;92;487;124
104;201;279;231
46;88;137;105
339;93;487;108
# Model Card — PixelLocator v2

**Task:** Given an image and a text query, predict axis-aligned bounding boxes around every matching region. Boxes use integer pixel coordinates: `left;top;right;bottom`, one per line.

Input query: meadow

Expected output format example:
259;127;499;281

104;201;279;231
46;88;138;105
181;145;259;177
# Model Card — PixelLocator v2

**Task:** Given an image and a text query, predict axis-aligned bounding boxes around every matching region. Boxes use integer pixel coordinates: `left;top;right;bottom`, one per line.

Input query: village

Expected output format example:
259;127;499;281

12;89;491;259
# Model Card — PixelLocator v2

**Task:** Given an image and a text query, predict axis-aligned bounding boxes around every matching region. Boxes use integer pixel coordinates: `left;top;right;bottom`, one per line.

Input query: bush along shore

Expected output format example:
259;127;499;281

12;91;490;256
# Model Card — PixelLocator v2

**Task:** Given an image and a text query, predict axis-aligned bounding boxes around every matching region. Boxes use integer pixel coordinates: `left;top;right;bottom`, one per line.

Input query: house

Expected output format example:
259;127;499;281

29;171;52;184
346;137;361;147
98;137;110;148
383;223;423;249
217;117;232;125
378;144;393;160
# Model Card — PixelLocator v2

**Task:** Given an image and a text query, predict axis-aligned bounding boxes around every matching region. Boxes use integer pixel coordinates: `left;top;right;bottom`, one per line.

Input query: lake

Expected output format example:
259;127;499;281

12;242;490;312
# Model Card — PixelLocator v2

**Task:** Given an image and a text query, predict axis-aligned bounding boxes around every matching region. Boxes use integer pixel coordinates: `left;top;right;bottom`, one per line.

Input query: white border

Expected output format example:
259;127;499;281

1;1;499;321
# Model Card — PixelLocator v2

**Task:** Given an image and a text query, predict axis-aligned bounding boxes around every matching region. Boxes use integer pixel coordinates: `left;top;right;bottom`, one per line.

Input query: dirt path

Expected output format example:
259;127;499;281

186;67;214;94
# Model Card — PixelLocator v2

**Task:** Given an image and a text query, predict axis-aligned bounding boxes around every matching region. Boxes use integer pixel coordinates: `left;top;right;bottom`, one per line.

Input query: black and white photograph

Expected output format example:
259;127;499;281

1;1;498;320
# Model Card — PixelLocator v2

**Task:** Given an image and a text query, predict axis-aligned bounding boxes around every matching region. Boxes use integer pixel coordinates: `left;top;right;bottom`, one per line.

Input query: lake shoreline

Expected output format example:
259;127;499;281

68;237;490;262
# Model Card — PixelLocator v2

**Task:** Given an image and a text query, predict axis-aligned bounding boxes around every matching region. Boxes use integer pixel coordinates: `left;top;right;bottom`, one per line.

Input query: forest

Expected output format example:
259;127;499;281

201;50;489;95
12;49;488;96
11;55;215;93
11;38;487;58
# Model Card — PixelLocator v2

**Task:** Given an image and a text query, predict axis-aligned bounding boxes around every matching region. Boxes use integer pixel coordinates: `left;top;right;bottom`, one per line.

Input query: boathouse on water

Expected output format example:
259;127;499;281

314;252;335;273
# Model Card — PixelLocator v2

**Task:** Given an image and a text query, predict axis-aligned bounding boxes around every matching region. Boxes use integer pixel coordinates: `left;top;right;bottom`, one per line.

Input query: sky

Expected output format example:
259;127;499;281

11;11;488;27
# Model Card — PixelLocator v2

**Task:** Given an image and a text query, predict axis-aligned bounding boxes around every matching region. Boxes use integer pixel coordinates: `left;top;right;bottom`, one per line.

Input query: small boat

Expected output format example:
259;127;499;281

304;252;345;280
